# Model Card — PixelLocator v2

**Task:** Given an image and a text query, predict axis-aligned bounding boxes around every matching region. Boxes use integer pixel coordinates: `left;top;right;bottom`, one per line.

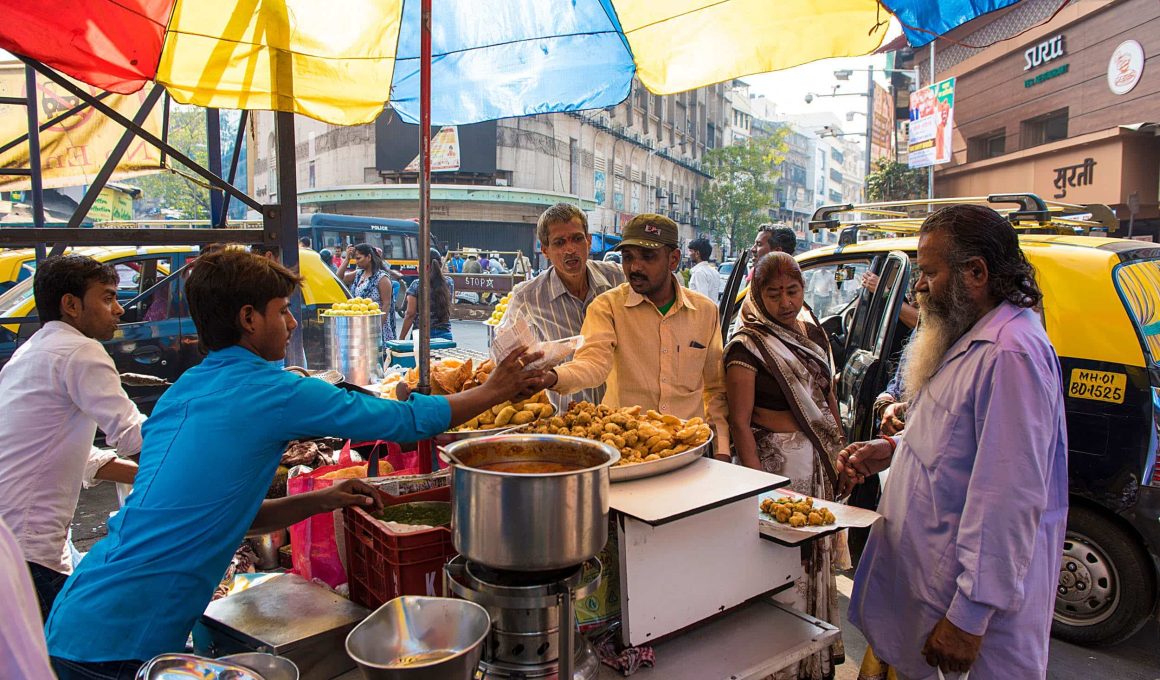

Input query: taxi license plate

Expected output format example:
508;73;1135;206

1067;369;1127;404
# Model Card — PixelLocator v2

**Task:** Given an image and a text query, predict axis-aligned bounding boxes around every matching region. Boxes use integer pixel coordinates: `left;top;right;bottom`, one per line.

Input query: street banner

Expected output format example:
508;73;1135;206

907;77;955;169
0;63;164;190
870;83;894;163
404;125;461;172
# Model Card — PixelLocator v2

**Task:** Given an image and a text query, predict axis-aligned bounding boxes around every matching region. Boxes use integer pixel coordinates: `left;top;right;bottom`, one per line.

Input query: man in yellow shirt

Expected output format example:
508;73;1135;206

538;214;730;459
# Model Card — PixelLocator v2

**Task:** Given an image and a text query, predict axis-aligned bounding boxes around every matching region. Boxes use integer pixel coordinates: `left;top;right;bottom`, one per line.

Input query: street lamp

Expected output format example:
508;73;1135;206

805;67;875;180
805;66;922;185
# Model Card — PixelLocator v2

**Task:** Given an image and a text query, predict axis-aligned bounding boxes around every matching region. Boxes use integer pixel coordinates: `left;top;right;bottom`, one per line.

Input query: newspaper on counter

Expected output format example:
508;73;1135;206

367;468;449;497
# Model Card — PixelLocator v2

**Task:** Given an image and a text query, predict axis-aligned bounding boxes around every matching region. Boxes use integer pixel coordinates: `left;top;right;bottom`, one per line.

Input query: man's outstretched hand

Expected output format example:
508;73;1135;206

834;438;894;497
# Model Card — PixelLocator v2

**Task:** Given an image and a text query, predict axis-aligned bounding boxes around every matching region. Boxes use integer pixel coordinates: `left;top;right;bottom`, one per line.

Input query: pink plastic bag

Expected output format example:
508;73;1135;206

288;441;425;586
288;441;360;587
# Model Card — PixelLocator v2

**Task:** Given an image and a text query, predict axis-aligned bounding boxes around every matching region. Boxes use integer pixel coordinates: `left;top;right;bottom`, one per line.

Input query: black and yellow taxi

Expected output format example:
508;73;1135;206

0;246;350;412
721;194;1160;646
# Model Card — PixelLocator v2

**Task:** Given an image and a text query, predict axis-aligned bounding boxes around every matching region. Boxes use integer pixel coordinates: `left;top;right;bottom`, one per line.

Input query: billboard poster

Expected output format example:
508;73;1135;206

375;113;496;174
0;64;163;190
404;125;461;172
907;77;955;169
594;169;606;205
630;184;640;213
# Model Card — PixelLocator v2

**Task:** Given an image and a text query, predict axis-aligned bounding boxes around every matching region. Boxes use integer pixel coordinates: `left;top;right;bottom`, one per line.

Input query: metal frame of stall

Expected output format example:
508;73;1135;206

0;58;315;372
3;23;441;466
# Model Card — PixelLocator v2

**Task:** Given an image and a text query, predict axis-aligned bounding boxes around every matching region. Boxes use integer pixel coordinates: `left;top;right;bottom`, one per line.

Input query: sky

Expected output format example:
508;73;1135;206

743;19;905;136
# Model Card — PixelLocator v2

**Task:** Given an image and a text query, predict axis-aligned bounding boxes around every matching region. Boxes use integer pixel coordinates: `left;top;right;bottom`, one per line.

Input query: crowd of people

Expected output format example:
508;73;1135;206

0;201;1067;680
508;202;1066;680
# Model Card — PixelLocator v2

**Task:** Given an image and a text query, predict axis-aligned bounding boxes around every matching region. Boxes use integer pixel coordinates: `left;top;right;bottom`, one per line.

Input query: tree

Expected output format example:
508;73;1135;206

698;130;787;257
864;158;928;203
125;106;246;220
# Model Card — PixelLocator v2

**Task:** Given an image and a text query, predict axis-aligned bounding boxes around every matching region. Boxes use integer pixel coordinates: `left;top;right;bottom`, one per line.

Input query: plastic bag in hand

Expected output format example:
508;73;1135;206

490;308;584;371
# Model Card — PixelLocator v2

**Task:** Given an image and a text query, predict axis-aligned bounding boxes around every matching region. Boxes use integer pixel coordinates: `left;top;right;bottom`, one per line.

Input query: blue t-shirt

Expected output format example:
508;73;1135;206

45;345;450;663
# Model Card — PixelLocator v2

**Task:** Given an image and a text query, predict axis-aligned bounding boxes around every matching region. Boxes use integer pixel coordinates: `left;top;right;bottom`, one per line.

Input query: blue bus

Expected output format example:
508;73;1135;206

299;213;422;276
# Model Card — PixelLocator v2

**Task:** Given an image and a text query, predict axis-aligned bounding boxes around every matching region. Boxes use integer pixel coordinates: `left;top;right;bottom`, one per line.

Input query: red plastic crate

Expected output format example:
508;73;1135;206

343;486;457;610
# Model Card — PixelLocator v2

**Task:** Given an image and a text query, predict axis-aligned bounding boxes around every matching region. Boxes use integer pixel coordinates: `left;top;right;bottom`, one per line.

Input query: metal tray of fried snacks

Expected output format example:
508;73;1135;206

610;431;713;483
434;403;558;446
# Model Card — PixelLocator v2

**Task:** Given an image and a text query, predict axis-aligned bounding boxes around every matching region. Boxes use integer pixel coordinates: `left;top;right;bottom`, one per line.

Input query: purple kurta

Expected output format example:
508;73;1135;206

849;302;1068;680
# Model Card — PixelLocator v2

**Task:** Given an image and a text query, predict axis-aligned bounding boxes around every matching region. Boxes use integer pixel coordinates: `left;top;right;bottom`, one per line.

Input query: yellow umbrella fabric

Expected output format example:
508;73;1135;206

157;0;403;124
619;0;888;96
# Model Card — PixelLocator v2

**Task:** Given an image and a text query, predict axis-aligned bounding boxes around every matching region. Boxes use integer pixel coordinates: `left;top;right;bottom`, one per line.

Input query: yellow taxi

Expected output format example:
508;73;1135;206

0;246;349;411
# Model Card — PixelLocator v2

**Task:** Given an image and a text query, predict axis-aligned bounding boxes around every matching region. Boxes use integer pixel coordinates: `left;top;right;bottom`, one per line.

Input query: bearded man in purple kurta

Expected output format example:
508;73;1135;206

838;204;1068;680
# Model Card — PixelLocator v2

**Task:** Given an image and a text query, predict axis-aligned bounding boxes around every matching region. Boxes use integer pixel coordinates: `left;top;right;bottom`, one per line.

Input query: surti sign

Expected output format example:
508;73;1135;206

1025;35;1066;71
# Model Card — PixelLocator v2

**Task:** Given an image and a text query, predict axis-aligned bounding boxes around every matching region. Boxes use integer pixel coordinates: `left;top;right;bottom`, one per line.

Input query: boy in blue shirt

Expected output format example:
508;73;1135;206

45;250;542;679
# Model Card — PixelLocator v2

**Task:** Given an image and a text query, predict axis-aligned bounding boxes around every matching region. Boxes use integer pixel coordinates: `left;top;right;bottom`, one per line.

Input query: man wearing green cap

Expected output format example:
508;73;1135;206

538;214;730;459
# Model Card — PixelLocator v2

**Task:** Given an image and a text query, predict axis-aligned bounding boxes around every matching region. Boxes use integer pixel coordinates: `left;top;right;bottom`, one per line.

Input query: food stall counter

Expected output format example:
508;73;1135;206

596;598;839;680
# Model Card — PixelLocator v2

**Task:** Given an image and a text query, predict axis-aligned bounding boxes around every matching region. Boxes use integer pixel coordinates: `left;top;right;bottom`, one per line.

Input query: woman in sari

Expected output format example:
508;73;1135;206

725;252;846;680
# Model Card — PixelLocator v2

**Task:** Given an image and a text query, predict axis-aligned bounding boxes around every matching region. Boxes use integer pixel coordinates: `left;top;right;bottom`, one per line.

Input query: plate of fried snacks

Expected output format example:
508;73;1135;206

521;402;714;482
760;495;836;527
757;490;881;545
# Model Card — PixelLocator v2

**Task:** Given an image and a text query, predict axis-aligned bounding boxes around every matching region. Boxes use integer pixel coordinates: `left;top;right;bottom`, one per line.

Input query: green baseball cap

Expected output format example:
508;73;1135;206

615;213;679;250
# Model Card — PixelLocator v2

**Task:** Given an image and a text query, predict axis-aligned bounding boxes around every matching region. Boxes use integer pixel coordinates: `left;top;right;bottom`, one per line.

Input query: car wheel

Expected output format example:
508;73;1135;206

1052;505;1156;646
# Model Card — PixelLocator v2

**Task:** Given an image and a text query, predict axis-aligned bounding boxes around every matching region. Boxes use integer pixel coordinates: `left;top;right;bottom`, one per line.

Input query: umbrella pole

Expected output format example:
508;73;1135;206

418;0;434;473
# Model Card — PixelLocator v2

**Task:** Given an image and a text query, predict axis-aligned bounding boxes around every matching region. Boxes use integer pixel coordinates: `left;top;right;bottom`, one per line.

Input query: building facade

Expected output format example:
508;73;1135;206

898;0;1160;237
767;121;815;232
248;78;728;260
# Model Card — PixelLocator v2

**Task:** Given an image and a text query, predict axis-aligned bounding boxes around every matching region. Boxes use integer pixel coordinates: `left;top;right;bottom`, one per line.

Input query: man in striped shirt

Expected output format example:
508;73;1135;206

508;204;625;408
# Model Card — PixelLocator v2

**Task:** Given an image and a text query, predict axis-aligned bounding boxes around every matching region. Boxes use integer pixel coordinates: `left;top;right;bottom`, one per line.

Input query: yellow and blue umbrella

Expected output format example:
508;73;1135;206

0;0;1024;126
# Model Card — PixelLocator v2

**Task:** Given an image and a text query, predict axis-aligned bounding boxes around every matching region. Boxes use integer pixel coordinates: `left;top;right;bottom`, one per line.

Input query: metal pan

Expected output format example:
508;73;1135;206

135;654;263;680
609;431;714;483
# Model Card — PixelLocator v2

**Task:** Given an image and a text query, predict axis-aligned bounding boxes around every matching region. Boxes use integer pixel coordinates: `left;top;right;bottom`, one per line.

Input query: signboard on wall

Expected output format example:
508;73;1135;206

89;188;135;221
907;77;955;169
594;170;607;205
870;83;894;163
1108;40;1145;95
0;64;163;190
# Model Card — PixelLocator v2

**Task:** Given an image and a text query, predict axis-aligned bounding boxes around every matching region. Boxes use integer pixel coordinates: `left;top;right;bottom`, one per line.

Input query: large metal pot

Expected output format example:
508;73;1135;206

322;312;384;385
441;435;619;572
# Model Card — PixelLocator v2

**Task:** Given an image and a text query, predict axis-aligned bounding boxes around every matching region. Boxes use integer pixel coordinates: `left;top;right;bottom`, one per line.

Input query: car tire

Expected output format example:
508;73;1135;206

1052;505;1156;646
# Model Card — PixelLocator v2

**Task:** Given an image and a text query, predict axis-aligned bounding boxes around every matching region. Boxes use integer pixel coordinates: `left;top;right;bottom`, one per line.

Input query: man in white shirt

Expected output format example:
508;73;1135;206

686;237;721;302
512;251;533;279
0;255;143;619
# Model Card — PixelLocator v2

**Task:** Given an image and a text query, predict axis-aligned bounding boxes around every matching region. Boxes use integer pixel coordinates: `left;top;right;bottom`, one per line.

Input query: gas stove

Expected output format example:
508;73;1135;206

444;556;602;680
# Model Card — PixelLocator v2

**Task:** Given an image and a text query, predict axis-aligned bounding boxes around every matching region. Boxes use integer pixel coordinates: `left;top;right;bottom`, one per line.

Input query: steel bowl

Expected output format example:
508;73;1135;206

441;434;619;571
217;653;299;680
345;596;490;680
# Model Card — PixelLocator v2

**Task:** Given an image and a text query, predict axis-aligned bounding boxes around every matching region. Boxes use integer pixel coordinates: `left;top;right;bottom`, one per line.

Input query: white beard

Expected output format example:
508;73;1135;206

902;274;979;402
